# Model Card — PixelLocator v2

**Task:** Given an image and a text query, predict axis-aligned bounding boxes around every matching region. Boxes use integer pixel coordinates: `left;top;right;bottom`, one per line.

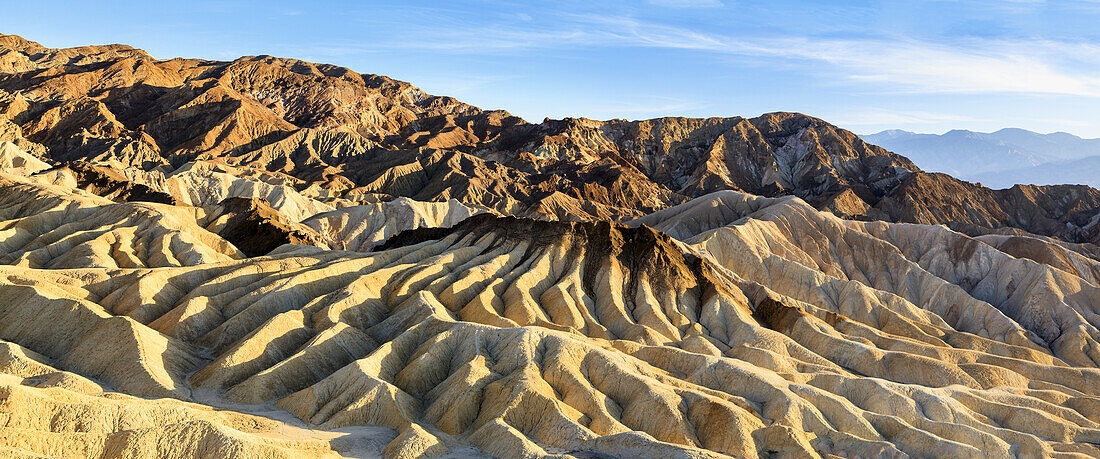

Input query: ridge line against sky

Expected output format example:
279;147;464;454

4;0;1100;136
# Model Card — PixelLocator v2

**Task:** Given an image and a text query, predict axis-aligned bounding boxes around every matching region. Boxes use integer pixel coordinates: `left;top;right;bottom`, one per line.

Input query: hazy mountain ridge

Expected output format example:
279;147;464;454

977;154;1100;189
864;128;1100;188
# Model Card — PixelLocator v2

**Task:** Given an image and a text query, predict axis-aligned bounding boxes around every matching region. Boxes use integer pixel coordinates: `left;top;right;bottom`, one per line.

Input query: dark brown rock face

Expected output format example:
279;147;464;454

873;172;1100;244
64;161;176;204
207;197;324;257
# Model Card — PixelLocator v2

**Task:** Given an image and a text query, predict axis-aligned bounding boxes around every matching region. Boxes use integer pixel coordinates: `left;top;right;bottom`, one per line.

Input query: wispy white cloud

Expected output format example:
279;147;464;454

647;0;724;8
374;14;728;53
374;12;1100;98
739;37;1100;97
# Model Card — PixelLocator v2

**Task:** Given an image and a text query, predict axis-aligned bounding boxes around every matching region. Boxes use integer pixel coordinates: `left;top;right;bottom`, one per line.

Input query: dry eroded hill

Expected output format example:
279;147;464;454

0;147;1099;457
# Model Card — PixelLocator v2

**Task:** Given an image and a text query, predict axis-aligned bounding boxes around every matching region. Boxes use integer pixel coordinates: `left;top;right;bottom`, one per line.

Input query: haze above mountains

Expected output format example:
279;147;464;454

0;33;1099;458
863;128;1100;189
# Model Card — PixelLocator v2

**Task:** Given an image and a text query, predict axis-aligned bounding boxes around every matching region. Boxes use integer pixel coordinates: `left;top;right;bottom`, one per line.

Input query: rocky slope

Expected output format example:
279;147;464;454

868;172;1100;245
4;33;1098;243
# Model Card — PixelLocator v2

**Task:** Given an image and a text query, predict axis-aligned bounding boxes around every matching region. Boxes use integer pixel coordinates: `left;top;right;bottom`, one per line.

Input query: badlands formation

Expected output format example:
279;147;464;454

0;34;1098;458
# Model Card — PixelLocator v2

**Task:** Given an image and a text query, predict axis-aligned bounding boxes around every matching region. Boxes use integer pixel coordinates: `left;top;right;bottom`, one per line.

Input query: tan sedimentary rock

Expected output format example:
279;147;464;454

0;174;241;268
302;197;488;251
0;339;104;394
0;382;345;458
0;142;48;175
154;161;339;222
975;233;1100;285
0;194;1098;456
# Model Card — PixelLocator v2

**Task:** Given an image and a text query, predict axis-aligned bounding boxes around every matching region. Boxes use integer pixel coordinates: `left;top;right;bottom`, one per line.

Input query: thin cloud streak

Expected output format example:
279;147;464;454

371;12;1100;98
741;38;1100;97
647;0;725;8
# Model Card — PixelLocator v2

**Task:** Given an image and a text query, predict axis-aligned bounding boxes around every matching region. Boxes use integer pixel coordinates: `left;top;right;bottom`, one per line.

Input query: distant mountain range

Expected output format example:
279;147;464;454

863;128;1100;188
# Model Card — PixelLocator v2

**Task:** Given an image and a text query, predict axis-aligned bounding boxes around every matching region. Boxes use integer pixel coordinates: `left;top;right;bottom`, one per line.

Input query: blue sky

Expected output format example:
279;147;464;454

6;0;1100;136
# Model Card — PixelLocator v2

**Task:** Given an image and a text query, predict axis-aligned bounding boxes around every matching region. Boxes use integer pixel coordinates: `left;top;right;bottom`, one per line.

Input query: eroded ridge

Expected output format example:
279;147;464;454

0;202;1098;457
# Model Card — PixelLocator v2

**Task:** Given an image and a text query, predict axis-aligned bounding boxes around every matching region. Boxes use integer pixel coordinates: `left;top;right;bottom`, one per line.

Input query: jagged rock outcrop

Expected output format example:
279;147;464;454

59;161;177;204
492;114;918;201
0;34;151;73
0;33;477;172
303;197;488;252
873;172;1100;244
206;196;326;257
0;141;47;175
0;172;336;267
0;174;241;268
